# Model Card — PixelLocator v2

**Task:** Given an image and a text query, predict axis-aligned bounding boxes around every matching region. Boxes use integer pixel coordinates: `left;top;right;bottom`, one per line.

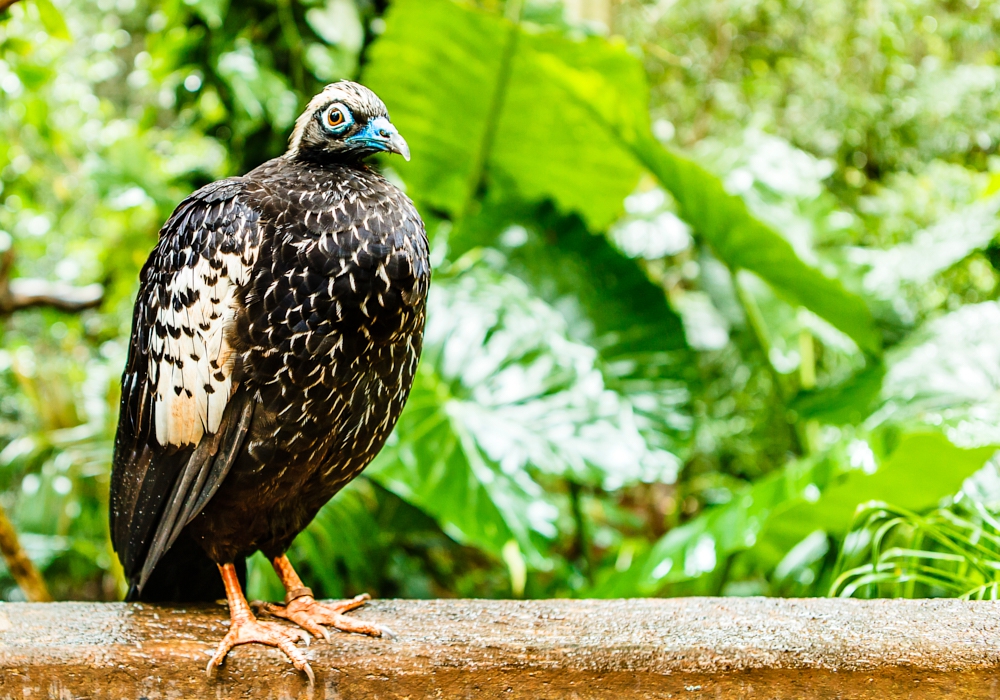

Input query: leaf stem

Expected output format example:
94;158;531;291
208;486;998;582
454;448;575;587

460;0;523;221
798;327;816;390
712;552;735;595
276;0;304;92
731;268;809;455
568;480;593;581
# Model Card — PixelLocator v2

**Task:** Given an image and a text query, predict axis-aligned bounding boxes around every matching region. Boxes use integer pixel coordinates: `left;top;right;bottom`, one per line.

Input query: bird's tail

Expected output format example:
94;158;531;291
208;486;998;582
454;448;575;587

126;531;246;603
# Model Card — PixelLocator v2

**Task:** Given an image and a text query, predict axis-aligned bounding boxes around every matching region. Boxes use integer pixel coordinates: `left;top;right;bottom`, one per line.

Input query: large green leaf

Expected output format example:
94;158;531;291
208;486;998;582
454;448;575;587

600;431;995;595
791;363;886;425
367;263;682;568
847;193;1000;301
752;433;997;573
455;200;688;355
538;60;882;356
795;300;1000;433
876;301;1000;446
364;0;644;230
593;446;842;595
33;0;71;41
484;212;691;455
451;199;691;448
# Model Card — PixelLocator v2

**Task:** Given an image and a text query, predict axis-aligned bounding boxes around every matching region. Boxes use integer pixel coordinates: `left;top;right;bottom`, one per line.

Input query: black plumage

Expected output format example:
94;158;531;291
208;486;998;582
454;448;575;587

109;82;428;678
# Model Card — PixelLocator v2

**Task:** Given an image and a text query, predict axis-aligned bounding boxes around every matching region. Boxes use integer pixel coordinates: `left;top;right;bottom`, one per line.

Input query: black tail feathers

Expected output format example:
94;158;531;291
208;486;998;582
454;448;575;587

125;532;246;603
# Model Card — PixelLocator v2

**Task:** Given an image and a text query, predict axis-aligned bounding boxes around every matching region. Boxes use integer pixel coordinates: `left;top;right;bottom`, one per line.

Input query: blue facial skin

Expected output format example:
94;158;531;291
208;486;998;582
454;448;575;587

346;116;411;161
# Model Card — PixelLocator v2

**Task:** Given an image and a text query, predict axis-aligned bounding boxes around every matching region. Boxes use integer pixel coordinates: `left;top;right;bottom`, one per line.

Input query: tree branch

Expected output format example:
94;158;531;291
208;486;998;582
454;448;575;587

0;247;104;318
0;0;25;13
0;503;52;601
2;278;104;315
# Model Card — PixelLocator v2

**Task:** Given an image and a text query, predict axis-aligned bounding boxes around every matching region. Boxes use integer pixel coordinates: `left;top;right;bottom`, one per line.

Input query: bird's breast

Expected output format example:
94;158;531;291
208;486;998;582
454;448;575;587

294;202;427;341
238;170;429;437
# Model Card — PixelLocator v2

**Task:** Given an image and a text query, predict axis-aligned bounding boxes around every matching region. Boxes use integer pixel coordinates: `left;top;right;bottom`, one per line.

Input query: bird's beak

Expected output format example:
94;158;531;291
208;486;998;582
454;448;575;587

387;132;410;162
348;116;411;161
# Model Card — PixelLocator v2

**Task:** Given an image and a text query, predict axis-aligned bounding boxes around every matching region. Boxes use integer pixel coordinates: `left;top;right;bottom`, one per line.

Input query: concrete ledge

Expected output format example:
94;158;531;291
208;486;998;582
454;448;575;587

1;598;999;698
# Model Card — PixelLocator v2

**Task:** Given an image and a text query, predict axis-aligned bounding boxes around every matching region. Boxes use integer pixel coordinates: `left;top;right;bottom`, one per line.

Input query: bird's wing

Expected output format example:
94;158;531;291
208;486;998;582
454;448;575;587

110;178;263;590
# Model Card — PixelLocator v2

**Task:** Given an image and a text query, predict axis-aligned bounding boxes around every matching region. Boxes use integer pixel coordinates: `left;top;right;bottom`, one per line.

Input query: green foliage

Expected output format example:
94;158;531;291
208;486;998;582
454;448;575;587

755;434;996;590
547;63;881;354
1;0;999;603
369;261;682;578
366;0;644;229
831;481;1000;600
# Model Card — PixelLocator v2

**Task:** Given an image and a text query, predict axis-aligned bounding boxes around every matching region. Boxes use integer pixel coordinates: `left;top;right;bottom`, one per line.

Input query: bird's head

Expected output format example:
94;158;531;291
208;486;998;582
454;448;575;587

286;81;410;163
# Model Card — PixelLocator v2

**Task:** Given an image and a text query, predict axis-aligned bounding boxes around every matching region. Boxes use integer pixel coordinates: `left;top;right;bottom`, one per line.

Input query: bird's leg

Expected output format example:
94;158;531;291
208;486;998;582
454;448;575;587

254;554;386;641
206;562;315;682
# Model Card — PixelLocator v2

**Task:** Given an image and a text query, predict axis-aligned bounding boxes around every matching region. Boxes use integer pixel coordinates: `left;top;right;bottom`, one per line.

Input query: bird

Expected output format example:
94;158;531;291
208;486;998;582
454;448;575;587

108;81;429;681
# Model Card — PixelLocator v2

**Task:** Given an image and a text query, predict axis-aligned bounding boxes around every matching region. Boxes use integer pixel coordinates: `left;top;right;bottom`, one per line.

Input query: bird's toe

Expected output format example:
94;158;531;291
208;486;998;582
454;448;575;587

261;594;383;641
205;616;314;682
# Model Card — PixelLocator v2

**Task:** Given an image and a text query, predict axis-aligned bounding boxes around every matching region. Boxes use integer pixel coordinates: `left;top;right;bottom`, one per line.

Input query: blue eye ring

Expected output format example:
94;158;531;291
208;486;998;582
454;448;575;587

323;104;353;132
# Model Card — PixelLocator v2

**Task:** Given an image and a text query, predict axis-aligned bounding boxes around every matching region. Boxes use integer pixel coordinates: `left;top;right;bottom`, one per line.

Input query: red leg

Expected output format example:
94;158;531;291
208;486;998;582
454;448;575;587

255;554;386;641
207;562;315;682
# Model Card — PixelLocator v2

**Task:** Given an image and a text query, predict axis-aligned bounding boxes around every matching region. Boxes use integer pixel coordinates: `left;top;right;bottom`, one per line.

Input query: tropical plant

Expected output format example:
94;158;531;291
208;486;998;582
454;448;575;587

831;477;1000;600
1;0;999;602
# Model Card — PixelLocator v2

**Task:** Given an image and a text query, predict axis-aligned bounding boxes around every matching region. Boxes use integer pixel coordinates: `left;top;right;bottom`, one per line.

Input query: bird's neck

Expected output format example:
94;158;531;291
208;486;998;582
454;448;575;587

284;147;372;171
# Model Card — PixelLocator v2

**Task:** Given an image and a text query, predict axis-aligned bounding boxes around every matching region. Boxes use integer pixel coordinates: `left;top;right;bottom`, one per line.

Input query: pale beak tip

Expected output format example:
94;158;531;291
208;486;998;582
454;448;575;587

389;133;410;162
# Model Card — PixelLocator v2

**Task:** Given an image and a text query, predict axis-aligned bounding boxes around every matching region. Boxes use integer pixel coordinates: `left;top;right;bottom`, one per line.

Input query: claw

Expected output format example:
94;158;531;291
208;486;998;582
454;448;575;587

206;616;314;683
264;557;383;647
259;594;382;641
208;562;318;683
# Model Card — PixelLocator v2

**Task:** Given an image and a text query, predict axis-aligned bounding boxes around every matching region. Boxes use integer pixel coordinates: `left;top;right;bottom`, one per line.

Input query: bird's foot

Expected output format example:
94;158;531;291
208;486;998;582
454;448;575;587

206;614;314;683
256;592;388;641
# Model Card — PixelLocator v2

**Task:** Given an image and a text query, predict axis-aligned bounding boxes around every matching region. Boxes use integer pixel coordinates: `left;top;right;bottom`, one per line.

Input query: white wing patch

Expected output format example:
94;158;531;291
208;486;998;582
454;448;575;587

150;243;257;447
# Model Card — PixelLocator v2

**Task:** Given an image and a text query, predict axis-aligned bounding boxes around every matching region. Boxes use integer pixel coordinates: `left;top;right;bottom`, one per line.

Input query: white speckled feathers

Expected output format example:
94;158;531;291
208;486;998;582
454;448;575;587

141;179;262;447
151;250;242;446
110;81;430;604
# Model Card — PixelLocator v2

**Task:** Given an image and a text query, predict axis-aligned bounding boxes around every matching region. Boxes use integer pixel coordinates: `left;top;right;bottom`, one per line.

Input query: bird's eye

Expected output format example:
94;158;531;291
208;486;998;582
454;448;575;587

327;108;345;128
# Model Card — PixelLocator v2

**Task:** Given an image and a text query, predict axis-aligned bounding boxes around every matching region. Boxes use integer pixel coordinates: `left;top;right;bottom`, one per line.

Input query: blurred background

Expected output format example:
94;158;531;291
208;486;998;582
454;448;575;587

1;0;1000;604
